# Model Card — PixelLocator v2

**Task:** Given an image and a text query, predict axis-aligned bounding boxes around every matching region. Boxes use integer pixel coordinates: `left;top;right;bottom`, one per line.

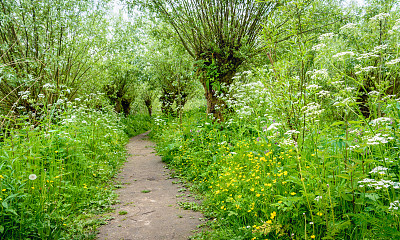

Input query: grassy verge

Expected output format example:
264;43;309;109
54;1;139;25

152;107;400;240
0;98;151;239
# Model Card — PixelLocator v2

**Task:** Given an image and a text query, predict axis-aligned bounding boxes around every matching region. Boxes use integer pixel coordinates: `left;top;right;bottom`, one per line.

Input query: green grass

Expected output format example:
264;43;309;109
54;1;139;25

0;96;151;239
152;106;400;239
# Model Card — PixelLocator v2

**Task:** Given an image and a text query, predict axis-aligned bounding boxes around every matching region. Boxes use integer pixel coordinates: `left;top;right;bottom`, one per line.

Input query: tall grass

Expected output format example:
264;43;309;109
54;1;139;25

152;12;400;240
0;93;151;239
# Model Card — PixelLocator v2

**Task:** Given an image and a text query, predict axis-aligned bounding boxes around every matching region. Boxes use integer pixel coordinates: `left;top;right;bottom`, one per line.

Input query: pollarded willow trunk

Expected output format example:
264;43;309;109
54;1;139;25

199;69;237;122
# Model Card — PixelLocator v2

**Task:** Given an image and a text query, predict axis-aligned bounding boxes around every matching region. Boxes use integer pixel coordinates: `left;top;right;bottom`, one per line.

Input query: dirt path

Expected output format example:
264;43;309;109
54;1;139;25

97;131;204;240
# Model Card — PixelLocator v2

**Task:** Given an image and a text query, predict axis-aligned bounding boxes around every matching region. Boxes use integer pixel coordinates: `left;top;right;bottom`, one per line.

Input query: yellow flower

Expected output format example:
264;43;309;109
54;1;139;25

311;235;316;239
256;193;261;197
0;175;3;179
2;189;6;192
270;211;277;219
290;192;296;195
278;201;282;204
266;220;272;224
250;188;255;191
317;212;323;216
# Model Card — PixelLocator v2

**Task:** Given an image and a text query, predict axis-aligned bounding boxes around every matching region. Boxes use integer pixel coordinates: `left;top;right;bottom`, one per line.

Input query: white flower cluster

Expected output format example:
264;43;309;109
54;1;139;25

358;178;400;190
389;200;400;211
369;166;388;174
344;87;355;92
302;102;324;119
340;23;357;31
307;69;329;80
373;44;388;52
316;90;330;98
312;43;326;51
284;130;300;135
333;97;356;107
355;66;377;75
347;144;360;151
154;117;166;126
356;52;380;60
306;84;321;90
386;58;400;65
368;91;380;96
331;80;344;86
390;19;400;34
280;138;297;147
314;196;322;202
370;13;390;22
266;122;282;131
318;33;335;41
366;133;393;145
369;117;392;126
333;51;354;59
43;83;55;89
18;90;30;100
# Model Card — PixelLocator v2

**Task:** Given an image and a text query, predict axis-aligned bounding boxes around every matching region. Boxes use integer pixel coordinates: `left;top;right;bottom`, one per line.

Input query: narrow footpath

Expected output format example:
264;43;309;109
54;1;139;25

97;131;203;240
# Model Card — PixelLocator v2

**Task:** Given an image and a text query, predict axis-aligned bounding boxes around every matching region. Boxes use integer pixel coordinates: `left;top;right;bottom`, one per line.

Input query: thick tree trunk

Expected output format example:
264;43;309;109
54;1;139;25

199;71;236;122
144;99;152;116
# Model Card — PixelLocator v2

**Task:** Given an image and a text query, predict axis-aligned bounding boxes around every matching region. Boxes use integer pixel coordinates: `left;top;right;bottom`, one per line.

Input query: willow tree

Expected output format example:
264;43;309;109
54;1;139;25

134;0;277;121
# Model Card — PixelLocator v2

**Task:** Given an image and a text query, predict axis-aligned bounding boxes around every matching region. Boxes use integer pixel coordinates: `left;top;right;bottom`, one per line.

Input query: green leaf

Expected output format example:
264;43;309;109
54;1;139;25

0;225;3;234
330;121;345;127
337;174;350;180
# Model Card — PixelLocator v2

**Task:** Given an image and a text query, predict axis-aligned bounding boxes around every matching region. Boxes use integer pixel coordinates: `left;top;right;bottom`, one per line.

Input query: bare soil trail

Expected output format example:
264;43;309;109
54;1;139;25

97;131;204;240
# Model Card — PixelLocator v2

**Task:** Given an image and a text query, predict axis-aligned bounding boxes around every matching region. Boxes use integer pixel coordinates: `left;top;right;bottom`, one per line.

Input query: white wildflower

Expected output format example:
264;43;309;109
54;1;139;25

368;91;380;96
267;123;282;131
284;130;300;135
389;200;400;211
356;52;380;60
29;174;37;180
369;166;388;174
369;117;391;126
306;84;321;90
333;51;354;59
355;66;377;75
386;58;400;65
314;196;322;202
373;44;388;52
43;83;55;89
312;43;326;51
316;90;330;97
340;23;357;31
370;13;390;22
319;33;335;41
367;133;389;145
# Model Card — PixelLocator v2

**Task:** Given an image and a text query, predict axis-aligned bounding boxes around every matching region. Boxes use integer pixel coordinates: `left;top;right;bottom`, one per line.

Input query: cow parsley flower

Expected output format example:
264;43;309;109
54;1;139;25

319;33;335;41
386;58;400;65
389;200;400;211
312;43;326;51
370;13;390;22
333;51;354;59
340;23;357;31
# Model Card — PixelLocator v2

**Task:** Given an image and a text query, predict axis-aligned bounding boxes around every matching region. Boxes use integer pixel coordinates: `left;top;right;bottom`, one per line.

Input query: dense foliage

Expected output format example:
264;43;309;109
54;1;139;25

152;5;400;239
2;0;400;239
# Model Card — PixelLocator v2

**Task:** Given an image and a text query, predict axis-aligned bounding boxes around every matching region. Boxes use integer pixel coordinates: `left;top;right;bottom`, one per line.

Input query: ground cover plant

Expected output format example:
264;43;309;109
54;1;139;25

0;92;152;239
152;8;400;240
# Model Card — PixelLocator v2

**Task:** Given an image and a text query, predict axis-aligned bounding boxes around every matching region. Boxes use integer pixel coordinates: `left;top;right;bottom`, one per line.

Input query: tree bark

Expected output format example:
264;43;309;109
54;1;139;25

199;70;236;122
